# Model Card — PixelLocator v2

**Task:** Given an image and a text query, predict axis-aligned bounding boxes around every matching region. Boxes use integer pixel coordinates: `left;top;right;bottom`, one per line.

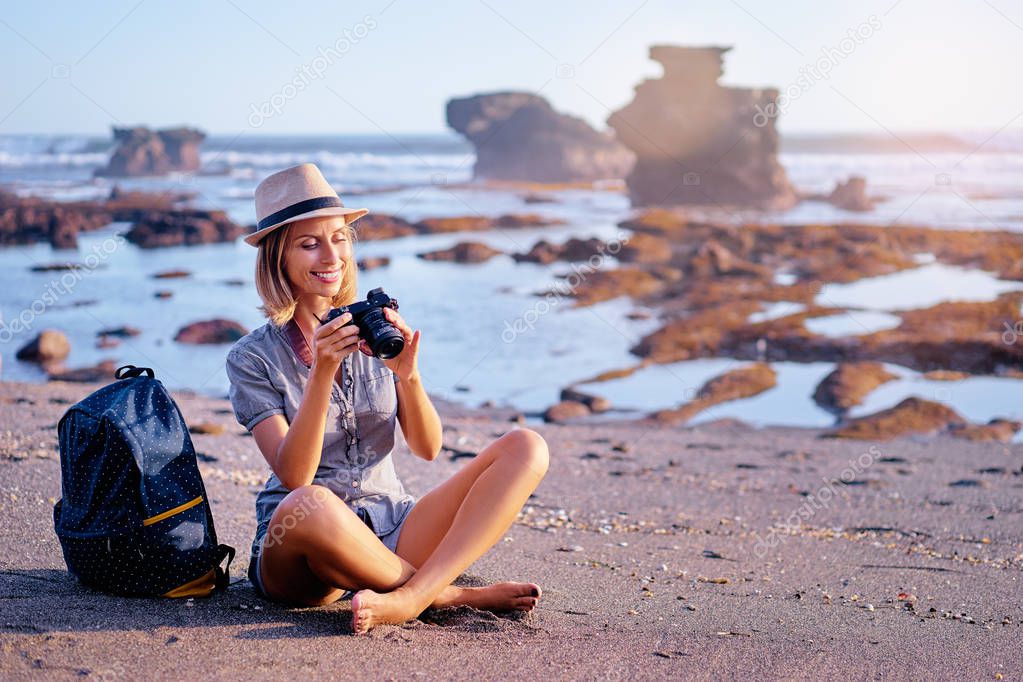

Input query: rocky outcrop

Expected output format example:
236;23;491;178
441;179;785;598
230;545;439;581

616;232;672;264
560;387;610;413
608;46;796;209
174;319;248;344
0;188;241;249
417;241;503;263
824;397;964;440
543;400;591;423
563;268;665;307
16;330;71;364
689;240;772;279
94;126;206;177
948;418;1022;443
358;256;391;270
813;362;898;413
124;209;245;248
47;359;119;383
352;214;418;240
826;398;1020;441
512;237;607;264
446;91;634;183
823;176;874;212
651;363;777;424
414;214;565;235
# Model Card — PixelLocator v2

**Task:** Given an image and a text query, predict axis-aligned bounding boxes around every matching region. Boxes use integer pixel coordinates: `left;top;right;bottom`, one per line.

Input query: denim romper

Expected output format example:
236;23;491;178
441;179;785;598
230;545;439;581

224;318;417;599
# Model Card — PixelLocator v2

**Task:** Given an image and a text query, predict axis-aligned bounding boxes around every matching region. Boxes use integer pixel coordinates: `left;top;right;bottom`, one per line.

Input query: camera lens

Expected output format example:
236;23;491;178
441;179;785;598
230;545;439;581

356;307;405;359
374;334;405;359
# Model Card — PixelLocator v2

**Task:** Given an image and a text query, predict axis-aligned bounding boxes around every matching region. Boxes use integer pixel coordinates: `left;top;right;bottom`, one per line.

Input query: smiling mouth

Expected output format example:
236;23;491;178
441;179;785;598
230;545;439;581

311;268;341;283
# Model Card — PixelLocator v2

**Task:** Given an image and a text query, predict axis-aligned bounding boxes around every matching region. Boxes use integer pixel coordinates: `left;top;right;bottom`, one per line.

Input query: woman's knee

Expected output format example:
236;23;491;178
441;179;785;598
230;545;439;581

265;484;353;548
498;428;550;478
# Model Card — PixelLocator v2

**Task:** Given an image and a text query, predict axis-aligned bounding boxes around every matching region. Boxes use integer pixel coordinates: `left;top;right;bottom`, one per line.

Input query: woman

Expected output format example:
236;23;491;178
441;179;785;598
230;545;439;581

225;163;550;634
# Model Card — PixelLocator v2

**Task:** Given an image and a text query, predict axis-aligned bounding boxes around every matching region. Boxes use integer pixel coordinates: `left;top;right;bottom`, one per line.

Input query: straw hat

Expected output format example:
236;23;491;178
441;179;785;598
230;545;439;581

244;163;369;247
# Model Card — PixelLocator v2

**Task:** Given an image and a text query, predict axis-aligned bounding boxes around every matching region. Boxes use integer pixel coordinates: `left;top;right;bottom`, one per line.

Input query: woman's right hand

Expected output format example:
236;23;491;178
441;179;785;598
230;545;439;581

310;312;361;370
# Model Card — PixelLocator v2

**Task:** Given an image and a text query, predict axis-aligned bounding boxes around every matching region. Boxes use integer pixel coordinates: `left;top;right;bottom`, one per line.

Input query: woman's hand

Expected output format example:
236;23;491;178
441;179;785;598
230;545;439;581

311;311;361;371
359;307;420;381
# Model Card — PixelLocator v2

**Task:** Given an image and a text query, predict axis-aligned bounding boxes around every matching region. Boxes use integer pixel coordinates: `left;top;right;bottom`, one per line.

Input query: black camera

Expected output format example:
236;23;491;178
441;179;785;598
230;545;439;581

321;287;404;359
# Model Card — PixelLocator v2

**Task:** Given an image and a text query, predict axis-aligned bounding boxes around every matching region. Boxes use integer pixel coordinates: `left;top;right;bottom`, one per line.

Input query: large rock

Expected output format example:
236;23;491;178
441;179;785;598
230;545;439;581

826;397;965;440
826;176;874;212
608;46;796;209
124;209;245;248
16;330;71;364
512;237;607;264
543;400;591;423
352;214;418;240
560;387;611;413
95;126;206;177
446;92;634;183
813;362;898;413
417;241;502;263
174;319;248;344
651;363;777;424
949;418;1022;443
0;187;239;250
47;359;119;383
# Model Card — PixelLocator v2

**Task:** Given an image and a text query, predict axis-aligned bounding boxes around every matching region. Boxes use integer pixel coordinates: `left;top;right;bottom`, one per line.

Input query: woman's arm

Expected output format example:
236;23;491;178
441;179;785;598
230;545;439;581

395;371;443;461
265;362;335;489
377;307;443;461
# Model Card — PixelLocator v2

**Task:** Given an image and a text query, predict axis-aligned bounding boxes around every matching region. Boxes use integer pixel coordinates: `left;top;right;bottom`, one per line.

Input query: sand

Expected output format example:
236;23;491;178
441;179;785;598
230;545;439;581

0;378;1020;680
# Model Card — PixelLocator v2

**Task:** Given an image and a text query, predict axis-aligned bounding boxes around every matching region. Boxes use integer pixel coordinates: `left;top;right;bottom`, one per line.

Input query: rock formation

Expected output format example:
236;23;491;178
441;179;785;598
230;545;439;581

417;241;503;263
446;92;634;183
813;362;898;413
0;188;243;249
812;176;875;212
94;126;206;177
651;363;777;424
608;46;796;209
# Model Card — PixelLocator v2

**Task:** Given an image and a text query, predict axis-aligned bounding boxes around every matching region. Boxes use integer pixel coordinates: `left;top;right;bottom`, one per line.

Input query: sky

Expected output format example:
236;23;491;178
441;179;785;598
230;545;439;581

3;0;1023;137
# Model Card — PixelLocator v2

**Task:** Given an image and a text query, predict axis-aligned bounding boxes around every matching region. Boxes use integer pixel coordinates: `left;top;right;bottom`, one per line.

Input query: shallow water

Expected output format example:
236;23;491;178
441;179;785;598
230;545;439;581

3;132;1023;429
814;263;1023;311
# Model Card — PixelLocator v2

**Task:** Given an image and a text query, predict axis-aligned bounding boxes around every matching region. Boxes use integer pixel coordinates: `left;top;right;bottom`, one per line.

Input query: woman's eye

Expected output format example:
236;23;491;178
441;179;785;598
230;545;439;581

302;243;316;250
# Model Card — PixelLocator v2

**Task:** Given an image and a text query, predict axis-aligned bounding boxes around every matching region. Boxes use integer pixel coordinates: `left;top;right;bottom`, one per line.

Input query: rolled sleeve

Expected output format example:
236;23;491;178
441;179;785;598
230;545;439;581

226;348;286;431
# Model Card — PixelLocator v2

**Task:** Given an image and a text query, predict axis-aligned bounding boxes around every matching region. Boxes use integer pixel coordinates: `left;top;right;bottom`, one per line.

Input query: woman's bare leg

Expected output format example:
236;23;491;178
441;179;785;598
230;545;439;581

351;427;550;633
257;482;539;612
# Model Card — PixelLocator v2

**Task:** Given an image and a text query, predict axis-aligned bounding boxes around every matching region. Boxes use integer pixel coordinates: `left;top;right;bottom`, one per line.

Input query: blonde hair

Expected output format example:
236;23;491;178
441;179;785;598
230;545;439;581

254;218;360;327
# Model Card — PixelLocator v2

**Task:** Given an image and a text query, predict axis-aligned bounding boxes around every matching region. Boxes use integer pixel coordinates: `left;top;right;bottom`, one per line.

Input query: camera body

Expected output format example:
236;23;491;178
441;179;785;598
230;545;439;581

321;287;404;359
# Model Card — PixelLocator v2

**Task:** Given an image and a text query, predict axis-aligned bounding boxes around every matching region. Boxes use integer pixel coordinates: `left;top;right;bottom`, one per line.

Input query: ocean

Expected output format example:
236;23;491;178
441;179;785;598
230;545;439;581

3;131;1023;429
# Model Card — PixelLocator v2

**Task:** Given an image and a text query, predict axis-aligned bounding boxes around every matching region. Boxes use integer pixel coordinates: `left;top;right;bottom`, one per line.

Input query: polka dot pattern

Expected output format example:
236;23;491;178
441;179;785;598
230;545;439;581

53;365;235;597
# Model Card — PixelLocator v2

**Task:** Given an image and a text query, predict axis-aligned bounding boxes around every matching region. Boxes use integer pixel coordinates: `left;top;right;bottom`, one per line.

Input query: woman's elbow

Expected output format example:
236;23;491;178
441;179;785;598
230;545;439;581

414;439;443;461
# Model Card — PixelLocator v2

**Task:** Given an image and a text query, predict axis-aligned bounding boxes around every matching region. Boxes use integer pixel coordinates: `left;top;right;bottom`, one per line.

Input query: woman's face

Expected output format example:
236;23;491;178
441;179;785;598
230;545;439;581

283;215;353;299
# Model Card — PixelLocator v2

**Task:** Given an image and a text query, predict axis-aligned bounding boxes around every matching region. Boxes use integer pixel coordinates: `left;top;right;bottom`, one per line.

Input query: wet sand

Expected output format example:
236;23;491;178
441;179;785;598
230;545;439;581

0;379;1020;680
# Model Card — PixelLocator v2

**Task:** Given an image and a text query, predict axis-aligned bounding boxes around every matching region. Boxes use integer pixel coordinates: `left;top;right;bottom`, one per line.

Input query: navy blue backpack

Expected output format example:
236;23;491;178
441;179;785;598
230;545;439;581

53;364;235;597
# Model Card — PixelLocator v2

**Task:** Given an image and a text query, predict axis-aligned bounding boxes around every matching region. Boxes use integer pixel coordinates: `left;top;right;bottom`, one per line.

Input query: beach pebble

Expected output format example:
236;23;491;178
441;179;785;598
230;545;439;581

558;545;584;552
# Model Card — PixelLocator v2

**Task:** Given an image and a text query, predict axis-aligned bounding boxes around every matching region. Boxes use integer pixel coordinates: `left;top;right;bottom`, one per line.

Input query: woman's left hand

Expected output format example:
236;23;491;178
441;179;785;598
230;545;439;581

359;307;420;381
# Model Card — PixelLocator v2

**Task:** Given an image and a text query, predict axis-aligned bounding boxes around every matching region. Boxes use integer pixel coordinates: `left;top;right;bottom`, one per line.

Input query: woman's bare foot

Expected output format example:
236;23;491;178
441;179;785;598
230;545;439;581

351;586;423;634
351;582;542;634
432;581;541;612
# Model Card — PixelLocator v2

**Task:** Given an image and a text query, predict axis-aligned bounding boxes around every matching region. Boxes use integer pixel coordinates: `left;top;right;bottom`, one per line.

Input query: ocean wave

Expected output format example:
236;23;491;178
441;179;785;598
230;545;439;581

203;149;469;171
0;151;109;168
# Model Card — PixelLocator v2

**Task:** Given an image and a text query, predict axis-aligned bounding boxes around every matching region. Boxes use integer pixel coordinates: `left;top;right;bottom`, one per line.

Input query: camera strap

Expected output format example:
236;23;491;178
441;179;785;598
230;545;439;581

281;318;360;460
